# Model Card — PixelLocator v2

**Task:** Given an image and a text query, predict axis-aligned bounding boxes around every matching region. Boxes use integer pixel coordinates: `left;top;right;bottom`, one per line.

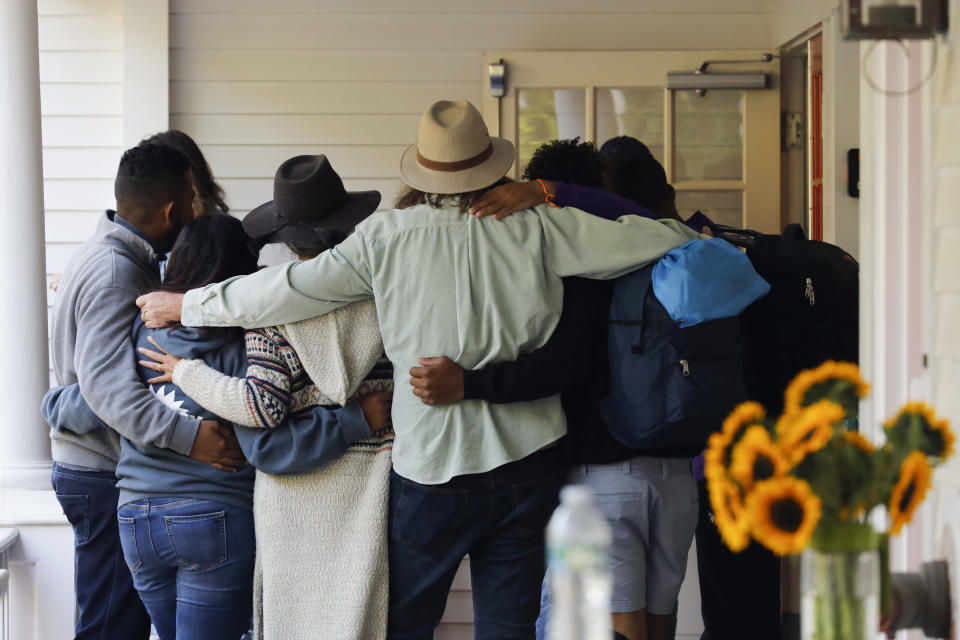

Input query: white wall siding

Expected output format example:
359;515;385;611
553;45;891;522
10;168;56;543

931;4;960;485
930;0;960;631
169;0;777;220
38;0;124;385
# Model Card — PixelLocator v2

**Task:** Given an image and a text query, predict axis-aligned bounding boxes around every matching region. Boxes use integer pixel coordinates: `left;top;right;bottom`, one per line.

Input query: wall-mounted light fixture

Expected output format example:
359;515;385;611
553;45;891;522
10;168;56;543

489;59;506;98
842;0;948;39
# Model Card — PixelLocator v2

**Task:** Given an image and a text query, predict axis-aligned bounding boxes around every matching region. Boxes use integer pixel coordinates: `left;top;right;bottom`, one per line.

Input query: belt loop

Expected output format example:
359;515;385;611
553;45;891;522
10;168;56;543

582;464;589;477
624;459;632;475
661;458;669;480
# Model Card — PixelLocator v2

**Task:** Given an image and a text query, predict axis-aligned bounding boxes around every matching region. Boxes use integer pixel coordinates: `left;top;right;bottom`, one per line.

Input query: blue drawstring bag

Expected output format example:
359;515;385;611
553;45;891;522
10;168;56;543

652;238;770;327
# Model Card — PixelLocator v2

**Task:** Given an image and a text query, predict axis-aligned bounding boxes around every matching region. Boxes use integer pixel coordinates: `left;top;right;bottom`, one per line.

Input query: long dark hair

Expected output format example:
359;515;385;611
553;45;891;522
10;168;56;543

394;178;512;212
160;215;259;293
140;130;229;216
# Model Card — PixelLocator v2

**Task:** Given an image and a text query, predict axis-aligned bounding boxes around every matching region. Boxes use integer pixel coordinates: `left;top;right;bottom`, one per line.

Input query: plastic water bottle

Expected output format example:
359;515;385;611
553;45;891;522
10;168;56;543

546;485;613;640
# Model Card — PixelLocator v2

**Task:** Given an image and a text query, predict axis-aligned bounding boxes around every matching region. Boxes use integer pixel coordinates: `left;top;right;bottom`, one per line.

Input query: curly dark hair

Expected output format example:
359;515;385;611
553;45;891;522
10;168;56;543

521;138;605;189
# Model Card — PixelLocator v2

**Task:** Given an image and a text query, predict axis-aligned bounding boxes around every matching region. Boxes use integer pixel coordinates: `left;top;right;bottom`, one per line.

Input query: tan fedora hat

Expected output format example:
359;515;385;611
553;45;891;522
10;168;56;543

400;99;515;195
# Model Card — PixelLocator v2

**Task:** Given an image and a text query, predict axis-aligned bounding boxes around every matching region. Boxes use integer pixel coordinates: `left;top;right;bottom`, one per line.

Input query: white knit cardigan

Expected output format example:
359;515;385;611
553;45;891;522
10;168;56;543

173;301;391;640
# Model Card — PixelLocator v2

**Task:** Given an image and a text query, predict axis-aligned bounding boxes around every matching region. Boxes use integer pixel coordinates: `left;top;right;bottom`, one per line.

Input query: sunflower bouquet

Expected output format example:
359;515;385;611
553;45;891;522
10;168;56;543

704;361;954;639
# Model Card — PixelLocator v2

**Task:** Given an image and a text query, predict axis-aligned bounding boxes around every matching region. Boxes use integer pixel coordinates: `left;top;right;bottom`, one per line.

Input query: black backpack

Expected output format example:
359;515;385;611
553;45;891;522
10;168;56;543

716;224;859;414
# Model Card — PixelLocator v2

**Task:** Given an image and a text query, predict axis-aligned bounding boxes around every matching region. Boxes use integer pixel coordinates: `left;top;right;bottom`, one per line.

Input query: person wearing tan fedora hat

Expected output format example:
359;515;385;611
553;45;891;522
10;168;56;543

137;98;704;639
398;99;515;196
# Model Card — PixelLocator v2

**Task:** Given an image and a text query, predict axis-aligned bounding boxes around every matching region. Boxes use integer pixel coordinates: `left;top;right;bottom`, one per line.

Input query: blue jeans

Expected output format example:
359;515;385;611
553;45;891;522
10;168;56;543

387;447;564;640
117;498;255;640
52;463;151;640
535;577;550;640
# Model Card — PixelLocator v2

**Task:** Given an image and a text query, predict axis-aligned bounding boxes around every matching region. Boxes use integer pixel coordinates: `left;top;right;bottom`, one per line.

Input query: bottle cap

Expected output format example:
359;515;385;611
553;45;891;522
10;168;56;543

560;484;593;505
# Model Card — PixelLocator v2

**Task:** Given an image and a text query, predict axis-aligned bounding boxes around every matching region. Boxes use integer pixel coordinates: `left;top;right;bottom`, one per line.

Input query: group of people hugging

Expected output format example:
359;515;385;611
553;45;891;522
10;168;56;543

45;99;744;640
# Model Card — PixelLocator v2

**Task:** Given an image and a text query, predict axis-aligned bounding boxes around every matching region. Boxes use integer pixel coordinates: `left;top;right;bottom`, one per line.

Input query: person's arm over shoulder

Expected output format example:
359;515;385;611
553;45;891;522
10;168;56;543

181;231;375;329
552;182;657;222
538;207;700;280
75;285;199;454
462;278;609;403
233;400;371;475
42;384;109;435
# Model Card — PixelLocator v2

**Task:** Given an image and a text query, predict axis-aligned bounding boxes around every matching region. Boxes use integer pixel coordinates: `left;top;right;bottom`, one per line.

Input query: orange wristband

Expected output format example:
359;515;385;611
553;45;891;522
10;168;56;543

536;179;558;207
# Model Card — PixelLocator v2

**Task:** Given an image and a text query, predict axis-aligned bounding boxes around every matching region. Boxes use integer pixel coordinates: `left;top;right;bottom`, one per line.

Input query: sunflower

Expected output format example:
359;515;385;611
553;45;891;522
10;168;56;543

777;400;844;464
746;477;822;556
730;426;789;491
709;478;750;552
722;401;767;441
783;361;869;417
889;451;933;535
842;430;876;455
705;402;768;483
704;432;729;484
885;402;955;460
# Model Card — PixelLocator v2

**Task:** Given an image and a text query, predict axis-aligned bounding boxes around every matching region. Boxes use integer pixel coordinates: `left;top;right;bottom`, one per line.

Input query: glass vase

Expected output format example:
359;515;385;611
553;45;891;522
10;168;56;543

801;524;879;640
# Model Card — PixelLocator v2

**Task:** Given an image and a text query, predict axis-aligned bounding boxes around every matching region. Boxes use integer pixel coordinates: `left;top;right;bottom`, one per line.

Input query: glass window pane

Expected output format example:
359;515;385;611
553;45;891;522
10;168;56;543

596;88;665;165
675;190;743;228
517;89;586;174
674;90;743;181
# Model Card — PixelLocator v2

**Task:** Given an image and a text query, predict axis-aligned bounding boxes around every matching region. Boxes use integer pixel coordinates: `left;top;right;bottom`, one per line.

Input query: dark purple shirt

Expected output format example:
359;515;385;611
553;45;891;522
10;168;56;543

553;182;720;237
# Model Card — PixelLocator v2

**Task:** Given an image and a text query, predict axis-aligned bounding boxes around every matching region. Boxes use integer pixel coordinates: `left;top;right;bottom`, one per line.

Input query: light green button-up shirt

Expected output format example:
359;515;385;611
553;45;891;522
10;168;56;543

182;203;700;484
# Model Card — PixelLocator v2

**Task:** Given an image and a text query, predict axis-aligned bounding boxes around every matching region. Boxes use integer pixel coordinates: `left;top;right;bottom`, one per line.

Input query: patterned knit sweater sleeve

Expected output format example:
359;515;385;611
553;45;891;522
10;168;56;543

172;328;293;429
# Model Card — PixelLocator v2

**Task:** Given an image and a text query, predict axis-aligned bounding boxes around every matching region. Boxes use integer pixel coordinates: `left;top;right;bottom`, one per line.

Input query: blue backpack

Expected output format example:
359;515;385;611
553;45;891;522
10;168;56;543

599;239;769;450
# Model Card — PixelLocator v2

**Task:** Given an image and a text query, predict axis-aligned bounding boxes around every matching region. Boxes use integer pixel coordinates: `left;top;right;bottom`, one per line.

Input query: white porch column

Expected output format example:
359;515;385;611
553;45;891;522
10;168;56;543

0;0;52;492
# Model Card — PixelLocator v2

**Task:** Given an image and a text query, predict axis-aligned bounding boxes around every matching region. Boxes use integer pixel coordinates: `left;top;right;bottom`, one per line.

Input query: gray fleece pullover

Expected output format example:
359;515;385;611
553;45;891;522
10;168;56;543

49;211;199;470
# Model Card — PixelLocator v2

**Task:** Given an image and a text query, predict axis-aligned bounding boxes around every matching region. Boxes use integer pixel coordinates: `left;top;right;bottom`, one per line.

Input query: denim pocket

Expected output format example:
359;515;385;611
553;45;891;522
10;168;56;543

390;477;469;551
55;494;89;545
117;515;141;573
163;511;227;572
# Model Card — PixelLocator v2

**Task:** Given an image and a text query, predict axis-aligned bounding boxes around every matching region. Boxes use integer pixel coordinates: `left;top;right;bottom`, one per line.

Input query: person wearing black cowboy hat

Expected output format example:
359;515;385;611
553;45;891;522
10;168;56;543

138;99;702;639
138;154;395;639
242;154;381;252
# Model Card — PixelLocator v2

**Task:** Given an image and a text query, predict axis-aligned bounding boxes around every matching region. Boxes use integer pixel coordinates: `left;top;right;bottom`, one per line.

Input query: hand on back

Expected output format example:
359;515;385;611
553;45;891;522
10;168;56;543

359;391;393;432
190;420;247;473
137;336;182;384
409;356;464;405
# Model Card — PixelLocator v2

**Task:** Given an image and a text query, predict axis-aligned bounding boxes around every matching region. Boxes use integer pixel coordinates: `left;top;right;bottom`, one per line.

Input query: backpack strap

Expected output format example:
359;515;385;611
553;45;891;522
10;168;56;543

609;265;655;354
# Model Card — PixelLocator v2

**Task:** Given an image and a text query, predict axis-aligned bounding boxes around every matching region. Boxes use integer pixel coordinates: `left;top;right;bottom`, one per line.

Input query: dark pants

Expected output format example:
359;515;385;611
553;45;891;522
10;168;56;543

52;463;151;640
117;498;255;640
695;481;783;640
387;448;564;640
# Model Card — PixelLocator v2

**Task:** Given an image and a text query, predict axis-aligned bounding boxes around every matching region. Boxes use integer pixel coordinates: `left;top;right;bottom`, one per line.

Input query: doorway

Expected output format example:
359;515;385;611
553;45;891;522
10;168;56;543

481;50;781;232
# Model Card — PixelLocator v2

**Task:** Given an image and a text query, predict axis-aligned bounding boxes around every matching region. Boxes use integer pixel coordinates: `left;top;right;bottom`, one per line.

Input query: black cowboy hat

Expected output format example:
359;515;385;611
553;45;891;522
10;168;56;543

242;155;381;244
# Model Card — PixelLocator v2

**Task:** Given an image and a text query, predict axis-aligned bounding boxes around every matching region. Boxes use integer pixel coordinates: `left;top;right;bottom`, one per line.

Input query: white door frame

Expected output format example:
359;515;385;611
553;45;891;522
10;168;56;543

481;50;781;232
858;37;934;587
